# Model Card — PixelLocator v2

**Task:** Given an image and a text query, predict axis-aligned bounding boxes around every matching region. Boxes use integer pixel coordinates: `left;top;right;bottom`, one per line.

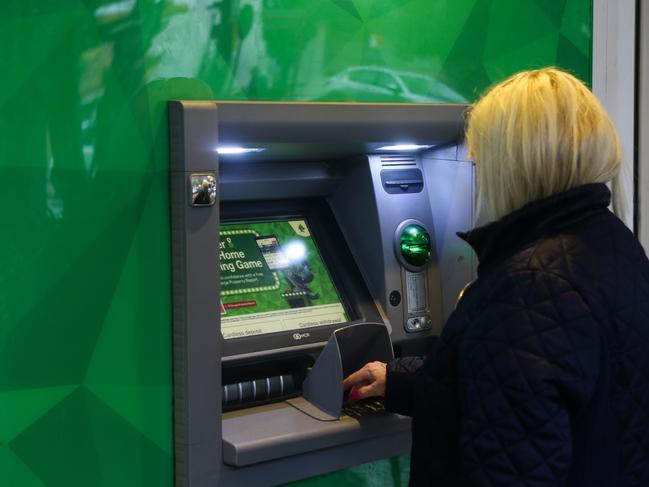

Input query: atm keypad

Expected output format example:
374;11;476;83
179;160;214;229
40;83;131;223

343;397;386;418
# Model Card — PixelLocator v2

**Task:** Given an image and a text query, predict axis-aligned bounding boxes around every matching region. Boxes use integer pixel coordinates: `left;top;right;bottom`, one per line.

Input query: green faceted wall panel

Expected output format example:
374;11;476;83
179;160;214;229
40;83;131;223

0;1;591;485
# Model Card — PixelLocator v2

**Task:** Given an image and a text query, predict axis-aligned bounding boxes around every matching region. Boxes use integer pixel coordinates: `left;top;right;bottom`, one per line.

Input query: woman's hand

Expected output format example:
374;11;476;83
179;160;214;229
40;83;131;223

342;361;387;401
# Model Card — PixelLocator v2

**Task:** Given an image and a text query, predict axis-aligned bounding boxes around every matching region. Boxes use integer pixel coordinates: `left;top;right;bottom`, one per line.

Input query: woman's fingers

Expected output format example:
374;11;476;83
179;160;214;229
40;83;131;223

351;383;380;400
343;361;388;400
342;365;370;390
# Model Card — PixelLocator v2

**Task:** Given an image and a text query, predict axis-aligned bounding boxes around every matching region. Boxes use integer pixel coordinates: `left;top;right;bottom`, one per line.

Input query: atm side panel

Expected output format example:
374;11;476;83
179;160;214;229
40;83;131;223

328;158;387;324
366;154;444;345
421;147;476;322
331;155;443;350
169;101;222;487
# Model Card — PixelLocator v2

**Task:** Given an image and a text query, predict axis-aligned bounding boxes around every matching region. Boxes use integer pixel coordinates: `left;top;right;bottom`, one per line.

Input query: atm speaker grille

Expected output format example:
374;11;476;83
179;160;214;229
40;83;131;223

380;155;417;166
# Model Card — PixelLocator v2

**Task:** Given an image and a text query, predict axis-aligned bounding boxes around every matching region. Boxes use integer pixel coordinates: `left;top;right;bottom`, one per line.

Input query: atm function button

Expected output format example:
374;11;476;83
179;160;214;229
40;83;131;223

240;381;254;402
389;291;401;306
254;378;268;399
281;374;295;394
223;383;240;404
268;376;282;396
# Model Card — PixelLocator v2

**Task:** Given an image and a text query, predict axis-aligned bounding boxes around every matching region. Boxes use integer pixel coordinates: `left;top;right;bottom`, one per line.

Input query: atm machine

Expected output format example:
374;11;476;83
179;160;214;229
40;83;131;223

169;101;475;486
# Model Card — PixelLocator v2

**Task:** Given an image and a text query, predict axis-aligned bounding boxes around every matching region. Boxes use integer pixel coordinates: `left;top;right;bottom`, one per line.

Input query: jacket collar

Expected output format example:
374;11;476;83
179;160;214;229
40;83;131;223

458;183;612;273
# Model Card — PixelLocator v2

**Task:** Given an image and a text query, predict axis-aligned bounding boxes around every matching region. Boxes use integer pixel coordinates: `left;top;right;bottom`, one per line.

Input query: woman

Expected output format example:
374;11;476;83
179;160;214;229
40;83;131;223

343;68;649;486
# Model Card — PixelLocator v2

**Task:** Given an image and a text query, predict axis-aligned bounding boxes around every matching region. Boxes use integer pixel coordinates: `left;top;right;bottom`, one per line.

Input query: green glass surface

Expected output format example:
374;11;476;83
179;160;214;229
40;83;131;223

0;1;592;485
400;224;431;268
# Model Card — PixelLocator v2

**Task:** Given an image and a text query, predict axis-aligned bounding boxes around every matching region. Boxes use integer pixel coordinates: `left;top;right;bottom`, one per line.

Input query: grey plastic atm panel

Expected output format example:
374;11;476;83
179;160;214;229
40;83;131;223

169;101;221;173
215;101;466;161
331;154;445;344
328;159;386;315
300;322;393;419
222;401;410;467
168;100;470;486
169;101;222;487
369;153;444;338
301;335;345;418
422;150;476;321
220;161;346;202
220;427;410;486
223;322;398;474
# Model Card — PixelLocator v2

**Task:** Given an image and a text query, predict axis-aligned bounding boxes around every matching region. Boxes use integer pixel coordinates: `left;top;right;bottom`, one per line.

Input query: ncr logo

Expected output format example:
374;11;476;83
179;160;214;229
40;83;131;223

292;332;311;341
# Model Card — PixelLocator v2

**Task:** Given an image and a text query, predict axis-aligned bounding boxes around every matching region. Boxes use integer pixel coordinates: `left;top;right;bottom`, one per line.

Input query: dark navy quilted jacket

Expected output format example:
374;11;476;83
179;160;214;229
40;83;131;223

385;183;649;486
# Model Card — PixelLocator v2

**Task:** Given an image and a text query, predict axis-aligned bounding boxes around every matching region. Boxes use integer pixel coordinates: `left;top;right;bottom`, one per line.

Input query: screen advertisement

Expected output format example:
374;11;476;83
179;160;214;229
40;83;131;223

220;219;348;339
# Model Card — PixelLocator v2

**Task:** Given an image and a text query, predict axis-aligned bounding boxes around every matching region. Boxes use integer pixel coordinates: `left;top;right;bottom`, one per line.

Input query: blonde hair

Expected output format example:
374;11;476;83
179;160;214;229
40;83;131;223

466;67;625;221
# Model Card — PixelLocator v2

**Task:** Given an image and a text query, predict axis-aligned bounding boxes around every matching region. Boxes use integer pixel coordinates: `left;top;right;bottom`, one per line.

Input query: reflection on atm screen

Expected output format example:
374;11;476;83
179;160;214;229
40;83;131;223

255;235;290;271
219;219;349;341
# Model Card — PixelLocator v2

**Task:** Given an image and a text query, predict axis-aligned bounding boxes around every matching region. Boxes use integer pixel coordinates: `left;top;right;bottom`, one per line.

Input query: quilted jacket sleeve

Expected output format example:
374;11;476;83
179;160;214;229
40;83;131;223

459;270;602;486
385;355;425;416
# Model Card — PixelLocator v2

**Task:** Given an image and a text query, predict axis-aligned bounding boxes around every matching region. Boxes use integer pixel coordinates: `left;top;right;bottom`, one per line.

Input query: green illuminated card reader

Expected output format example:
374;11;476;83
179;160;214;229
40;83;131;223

398;223;431;268
395;220;433;332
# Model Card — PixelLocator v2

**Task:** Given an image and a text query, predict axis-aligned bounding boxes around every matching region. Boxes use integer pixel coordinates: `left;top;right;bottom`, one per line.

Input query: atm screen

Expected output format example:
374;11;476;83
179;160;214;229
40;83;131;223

220;219;349;340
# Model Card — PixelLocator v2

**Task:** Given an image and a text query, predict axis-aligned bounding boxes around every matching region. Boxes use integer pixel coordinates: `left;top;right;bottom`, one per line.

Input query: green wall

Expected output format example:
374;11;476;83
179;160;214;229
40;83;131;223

1;1;591;485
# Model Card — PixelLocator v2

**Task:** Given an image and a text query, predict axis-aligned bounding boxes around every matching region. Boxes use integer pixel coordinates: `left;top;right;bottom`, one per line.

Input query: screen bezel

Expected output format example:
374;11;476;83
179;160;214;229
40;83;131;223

220;199;381;359
220;218;351;341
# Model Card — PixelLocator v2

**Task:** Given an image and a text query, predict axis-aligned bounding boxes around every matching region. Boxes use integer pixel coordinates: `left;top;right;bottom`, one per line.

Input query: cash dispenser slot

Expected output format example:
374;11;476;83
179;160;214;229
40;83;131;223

222;355;312;411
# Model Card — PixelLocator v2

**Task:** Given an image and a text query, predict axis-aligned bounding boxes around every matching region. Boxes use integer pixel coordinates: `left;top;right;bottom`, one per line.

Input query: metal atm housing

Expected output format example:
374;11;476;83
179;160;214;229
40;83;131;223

169;101;475;486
